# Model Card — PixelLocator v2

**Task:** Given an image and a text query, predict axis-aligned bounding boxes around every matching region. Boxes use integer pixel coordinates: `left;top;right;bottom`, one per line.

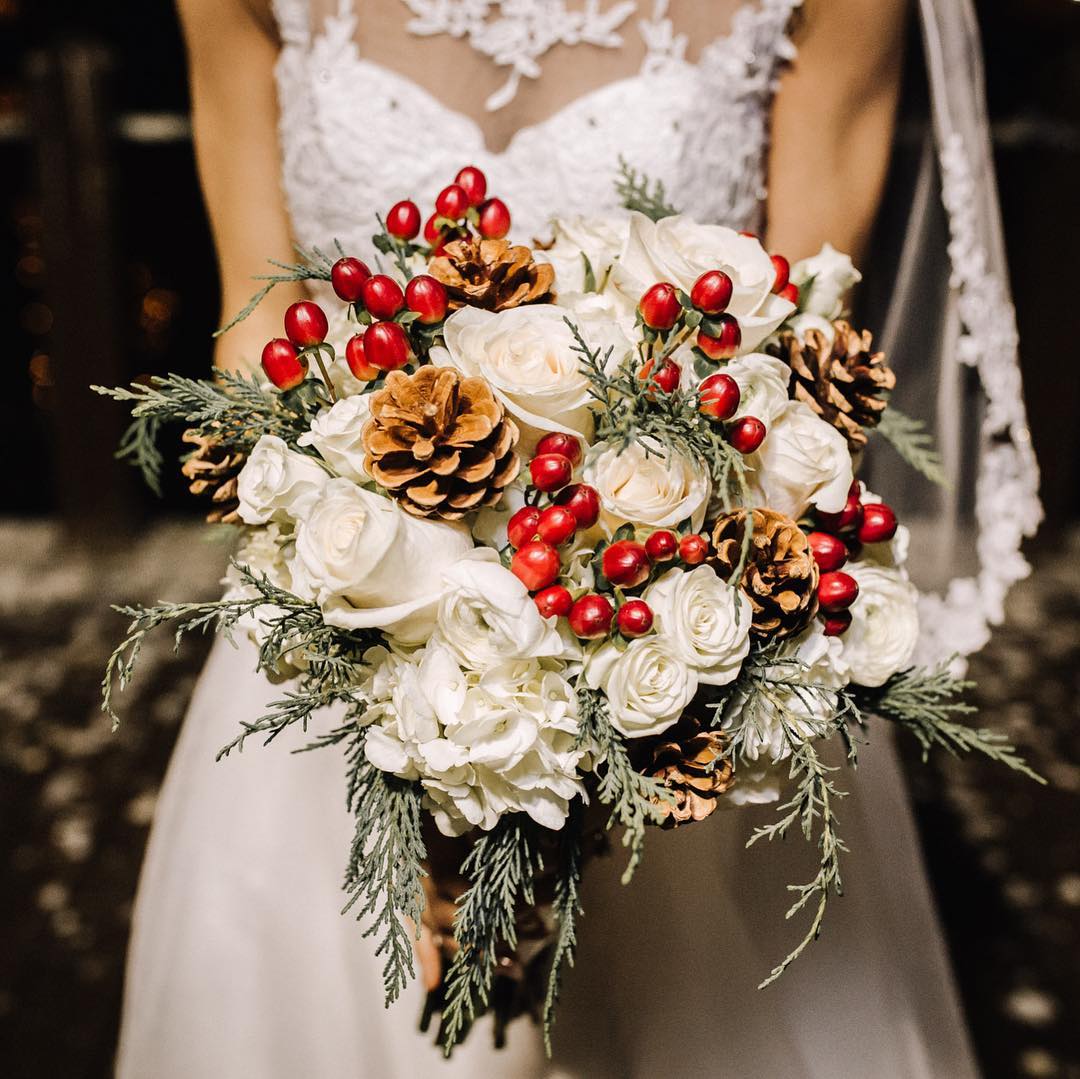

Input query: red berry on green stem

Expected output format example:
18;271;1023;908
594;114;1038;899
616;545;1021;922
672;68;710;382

698;372;741;420
536;505;578;546
344;333;378;381
770;254;790;294
529;453;573;493
822;610;852;636
361;275;405;321
679;534;709;565
817;490;863;534
534;584;573;620
536;432;582;466
638;357;681;396
818;571;859;612
510;541;561;592
554;484;601;529
690;270;733;315
454;166;488;207
331;257;371;303
645;530;678;563
568;594;615;639
697;314;741;360
404;275;448;324
284;301;328;347
435;183;470;221
617;599;654;638
364;321;412;371
728;416;766;454
507;506;541;549
806;531;848;573
423;213;445;247
858;503;898;545
386;200;422;240
261;338;308;390
477;198;511;239
638;283;682;331
779;282;800;305
602;540;651;589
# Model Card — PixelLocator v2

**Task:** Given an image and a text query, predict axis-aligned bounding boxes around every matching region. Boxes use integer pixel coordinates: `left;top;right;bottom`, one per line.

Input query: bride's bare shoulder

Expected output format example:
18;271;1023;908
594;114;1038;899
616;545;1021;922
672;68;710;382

176;0;279;44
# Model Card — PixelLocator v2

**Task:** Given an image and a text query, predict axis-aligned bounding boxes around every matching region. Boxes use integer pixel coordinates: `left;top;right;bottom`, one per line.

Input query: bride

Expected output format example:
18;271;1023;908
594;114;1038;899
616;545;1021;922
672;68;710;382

116;1;1039;1076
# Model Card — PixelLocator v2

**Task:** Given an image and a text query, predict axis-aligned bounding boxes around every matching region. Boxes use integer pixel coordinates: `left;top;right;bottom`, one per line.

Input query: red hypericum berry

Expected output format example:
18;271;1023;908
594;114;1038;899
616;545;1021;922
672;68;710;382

261;338;308;390
536;505;578;546
529;453;574;493
679;534;709;565
698;372;741;421
638;283;682;331
535;432;582;466
822;610;853;637
331;257;371;303
344;333;378;381
510;541;561;592
779;282;800;305
690;270;734;315
507;506;542;549
818;571;859;613
435;183;470;221
568;594;615;639
602;540;651;589
404;275;449;324
770;254;791;294
645;530;678;563
617;599;654;638
423;213;445;247
697;314;741;360
727;416;767;454
364;321;412;371
534;584;573;620
386;199;422;240
361;275;405;321
283;300;328;347
818;490;864;534
858;503;899;545
454;165;488;207
638;357;681;397
477;198;511;239
554;484;601;529
806;531;848;573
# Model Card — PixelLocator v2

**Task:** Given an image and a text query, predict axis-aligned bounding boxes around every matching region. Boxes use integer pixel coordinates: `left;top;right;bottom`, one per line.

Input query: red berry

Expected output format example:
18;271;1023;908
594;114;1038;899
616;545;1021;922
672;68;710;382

386;200;422;240
536;432;582;466
423;213;445;247
568;594;615;639
454;166;488;207
510;541;561;592
554;484;601;529
638;357;681;397
364;321;412;371
858;503;899;545
690;270;734;315
617;599;654;638
818;571;859;612
639;283;682;331
728;416;767;454
261;338;308;390
477;198;511;240
817;491;863;534
645;530;678;563
698;372;741;420
678;534;709;565
529;453;574;493
331;257;371;303
283;301;328;347
404;274;448;324
770;254;790;294
534;584;573;620
822;610;853;637
435;183;470;221
602;540;651;589
806;531;848;573
507;506;541;549
697;314;741;360
344;333;378;381
536;505;578;546
361;275;405;321
779;282;800;305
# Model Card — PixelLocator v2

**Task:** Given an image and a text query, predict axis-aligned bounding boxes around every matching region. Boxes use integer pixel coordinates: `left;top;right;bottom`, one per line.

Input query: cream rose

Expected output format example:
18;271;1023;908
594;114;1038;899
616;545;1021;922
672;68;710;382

296;394;371;482
541;214;628;293
723;353;792;426
236;435;328;525
838;563;920;688
791;243;862;320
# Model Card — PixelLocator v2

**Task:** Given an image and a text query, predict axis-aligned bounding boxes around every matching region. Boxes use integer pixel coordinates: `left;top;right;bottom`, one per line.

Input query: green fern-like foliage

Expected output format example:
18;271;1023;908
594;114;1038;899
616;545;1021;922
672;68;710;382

875;407;949;487
615;157;679;220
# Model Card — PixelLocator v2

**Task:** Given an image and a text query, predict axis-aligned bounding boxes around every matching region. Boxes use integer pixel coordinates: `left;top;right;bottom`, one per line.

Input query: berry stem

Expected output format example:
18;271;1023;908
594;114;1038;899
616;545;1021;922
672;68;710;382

309;343;338;403
375;213;416;282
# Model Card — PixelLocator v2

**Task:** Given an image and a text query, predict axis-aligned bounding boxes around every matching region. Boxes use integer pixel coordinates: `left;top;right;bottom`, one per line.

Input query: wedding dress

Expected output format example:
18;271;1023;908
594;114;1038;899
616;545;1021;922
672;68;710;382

117;2;1039;1076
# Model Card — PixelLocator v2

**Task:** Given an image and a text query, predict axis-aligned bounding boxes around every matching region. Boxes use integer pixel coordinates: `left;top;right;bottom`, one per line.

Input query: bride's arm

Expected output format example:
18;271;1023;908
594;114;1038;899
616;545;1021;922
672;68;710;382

766;0;909;264
177;0;307;371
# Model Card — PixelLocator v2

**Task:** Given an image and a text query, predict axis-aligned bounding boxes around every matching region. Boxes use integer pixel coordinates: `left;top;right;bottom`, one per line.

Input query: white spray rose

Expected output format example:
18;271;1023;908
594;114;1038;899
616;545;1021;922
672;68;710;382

236;435;328;525
790;243;862;320
541;214;628;293
296;394;371;482
838;563;920;688
723;353;792;426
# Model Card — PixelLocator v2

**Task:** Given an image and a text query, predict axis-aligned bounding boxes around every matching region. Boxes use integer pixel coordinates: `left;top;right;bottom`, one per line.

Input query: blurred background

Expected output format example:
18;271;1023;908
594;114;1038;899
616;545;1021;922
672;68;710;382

1;1;1078;1077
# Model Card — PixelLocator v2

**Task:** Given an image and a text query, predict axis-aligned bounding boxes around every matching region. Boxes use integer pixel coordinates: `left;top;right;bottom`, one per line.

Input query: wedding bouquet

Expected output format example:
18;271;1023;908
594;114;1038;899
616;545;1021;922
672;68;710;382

96;162;1040;1053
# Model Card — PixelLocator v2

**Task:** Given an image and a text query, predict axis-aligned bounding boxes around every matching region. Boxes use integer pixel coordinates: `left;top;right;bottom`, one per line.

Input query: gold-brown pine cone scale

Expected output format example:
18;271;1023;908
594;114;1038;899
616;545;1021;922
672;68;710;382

645;724;734;828
428;237;556;312
363;366;520;521
180;428;245;524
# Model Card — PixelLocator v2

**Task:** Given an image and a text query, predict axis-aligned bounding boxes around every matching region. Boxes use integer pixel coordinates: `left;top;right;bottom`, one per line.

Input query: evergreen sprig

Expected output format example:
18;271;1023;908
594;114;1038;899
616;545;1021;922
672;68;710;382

876;407;949;487
542;806;585;1054
615;157;678;221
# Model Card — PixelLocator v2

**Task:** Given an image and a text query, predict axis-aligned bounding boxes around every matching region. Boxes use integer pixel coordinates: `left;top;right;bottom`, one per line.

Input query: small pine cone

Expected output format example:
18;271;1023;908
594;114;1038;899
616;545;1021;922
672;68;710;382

180;428;245;524
645;722;734;828
428;237;556;312
775;321;896;450
362;366;520;520
710;508;819;640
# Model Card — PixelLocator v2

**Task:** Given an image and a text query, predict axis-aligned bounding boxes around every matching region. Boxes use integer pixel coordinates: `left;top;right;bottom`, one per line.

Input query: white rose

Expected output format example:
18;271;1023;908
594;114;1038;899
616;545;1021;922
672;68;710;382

586;637;698;738
582;437;711;534
612;213;795;352
791;243;862;320
838;563;920;687
291;478;473;643
296;394;371;482
747;401;853;518
645;567;752;685
541;214;628;293
723;353;792;426
236;435;328;525
559;290;635;370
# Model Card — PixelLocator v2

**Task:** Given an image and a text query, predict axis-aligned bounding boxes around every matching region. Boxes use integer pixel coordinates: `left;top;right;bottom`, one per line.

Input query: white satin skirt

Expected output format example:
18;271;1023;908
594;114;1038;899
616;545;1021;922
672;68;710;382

116;636;981;1078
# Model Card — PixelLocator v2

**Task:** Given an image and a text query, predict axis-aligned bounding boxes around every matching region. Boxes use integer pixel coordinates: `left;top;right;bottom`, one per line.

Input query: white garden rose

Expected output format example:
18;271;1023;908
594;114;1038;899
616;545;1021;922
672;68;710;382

746;401;853;518
582;437;711;533
790;243;862;320
290;478;473;643
723;353;792;425
296;394;371;482
236;435;328;525
838;563;920;687
560;290;635;369
612;213;795;351
645;566;752;685
541;214;628;293
586;637;698;738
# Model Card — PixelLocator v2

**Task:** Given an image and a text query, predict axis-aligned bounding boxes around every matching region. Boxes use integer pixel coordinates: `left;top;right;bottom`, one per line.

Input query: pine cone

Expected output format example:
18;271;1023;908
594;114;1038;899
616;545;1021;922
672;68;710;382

362;366;520;520
180;428;244;524
645;722;734;828
775;321;896;450
428;238;555;312
710;508;819;640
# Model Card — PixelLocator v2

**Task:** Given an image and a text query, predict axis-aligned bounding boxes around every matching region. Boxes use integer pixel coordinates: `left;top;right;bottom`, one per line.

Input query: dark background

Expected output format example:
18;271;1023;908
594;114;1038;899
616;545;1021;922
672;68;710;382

1;2;1078;1077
